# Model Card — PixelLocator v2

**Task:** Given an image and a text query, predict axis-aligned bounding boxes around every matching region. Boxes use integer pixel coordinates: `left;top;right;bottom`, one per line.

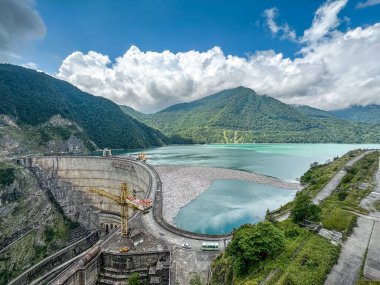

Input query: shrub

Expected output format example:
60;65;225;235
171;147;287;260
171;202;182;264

226;222;285;275
128;272;141;285
291;193;321;223
284;228;300;238
337;190;348;201
0;167;15;186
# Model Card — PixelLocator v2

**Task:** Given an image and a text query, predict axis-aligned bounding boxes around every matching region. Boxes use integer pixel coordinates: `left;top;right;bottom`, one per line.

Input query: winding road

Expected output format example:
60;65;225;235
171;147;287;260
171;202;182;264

325;154;380;285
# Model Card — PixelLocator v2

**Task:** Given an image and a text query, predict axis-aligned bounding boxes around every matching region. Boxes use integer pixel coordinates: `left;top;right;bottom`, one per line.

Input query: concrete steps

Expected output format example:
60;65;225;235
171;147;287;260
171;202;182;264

97;277;126;285
96;267;148;285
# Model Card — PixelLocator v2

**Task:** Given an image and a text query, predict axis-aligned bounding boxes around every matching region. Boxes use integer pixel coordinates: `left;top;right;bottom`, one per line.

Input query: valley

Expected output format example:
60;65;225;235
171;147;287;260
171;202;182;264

1;65;380;285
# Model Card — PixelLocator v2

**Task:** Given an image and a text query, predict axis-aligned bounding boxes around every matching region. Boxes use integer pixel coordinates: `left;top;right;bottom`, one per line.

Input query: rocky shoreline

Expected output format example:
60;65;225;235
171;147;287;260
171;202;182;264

154;165;302;225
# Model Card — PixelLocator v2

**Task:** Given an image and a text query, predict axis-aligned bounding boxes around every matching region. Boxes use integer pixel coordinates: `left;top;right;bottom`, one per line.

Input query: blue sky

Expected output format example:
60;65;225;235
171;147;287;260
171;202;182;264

23;0;380;72
1;0;380;112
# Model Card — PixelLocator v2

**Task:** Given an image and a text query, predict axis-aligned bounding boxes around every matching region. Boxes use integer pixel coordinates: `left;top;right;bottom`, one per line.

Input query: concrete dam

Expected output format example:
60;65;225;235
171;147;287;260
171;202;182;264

11;156;226;285
23;156;152;234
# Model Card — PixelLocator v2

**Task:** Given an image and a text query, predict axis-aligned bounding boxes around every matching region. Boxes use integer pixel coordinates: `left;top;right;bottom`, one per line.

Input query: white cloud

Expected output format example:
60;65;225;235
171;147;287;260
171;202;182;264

0;0;46;62
56;0;380;113
302;0;348;44
356;0;380;8
21;62;38;70
263;8;296;41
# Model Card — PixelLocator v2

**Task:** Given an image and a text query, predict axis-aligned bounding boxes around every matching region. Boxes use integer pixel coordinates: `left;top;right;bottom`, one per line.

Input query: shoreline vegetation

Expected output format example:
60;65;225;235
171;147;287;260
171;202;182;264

209;149;380;285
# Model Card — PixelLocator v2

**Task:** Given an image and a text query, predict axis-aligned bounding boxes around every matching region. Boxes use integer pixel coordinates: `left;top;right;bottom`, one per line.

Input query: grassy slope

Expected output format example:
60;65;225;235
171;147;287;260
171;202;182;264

211;150;380;285
320;152;379;238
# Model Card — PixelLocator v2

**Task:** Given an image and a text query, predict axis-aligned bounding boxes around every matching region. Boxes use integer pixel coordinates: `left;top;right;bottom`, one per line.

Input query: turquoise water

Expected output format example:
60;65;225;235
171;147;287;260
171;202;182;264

119;143;380;234
174;179;297;234
124;144;380;182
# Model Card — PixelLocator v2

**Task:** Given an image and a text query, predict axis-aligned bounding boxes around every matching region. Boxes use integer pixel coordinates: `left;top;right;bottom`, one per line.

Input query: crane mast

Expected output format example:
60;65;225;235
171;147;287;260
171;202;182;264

89;182;152;237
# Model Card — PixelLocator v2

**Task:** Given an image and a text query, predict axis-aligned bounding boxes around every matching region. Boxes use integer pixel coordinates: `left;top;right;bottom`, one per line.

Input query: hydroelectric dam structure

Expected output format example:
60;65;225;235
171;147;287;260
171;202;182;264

10;156;229;285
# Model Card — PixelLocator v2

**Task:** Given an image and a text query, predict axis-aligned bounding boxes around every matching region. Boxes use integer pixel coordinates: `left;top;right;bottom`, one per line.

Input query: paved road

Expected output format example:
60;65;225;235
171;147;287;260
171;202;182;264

325;155;380;285
363;157;380;281
277;151;373;222
140;151;376;285
364;221;380;280
313;151;373;204
325;217;375;285
140;165;229;285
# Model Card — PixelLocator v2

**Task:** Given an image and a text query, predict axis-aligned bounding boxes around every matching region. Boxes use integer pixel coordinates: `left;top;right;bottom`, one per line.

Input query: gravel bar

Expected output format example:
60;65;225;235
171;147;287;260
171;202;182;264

154;165;302;225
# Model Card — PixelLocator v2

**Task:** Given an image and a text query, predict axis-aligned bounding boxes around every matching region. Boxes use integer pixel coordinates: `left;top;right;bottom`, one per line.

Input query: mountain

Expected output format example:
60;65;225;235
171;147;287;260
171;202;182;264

0;64;167;151
291;105;336;119
122;87;380;143
330;105;380;124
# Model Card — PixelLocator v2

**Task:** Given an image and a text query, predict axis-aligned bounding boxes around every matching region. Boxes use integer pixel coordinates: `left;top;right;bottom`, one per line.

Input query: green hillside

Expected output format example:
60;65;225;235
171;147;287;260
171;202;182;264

121;87;380;143
330;105;380;124
0;64;167;149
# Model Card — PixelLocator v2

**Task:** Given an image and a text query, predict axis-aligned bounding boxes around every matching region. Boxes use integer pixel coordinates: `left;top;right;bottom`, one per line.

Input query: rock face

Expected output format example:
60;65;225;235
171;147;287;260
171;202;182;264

0;162;74;283
45;135;85;155
0;116;30;157
0;180;22;206
48;114;74;127
0;115;18;128
0;113;96;158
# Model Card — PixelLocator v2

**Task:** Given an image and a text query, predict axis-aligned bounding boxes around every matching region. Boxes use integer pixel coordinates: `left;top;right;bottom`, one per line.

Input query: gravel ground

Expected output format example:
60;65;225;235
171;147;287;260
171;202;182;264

154;165;302;225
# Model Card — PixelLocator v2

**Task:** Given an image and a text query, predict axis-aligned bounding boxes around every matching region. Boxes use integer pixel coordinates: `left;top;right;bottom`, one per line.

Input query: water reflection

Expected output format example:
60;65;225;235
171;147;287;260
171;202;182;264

174;179;297;234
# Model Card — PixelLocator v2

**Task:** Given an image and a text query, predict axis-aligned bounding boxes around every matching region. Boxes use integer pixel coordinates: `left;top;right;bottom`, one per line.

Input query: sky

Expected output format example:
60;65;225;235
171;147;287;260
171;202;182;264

1;0;380;113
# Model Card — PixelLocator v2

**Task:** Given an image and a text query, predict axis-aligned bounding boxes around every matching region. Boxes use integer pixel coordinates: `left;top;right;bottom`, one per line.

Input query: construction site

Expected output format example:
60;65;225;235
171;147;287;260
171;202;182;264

4;154;226;285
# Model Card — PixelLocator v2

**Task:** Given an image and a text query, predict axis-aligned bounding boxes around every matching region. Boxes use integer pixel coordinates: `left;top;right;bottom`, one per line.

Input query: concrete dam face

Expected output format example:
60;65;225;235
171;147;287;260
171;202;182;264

22;156;152;233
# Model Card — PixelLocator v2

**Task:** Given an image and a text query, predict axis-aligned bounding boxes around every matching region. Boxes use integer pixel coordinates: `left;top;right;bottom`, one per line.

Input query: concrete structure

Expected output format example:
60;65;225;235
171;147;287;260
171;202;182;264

17;156;151;235
13;156;227;284
325;154;380;285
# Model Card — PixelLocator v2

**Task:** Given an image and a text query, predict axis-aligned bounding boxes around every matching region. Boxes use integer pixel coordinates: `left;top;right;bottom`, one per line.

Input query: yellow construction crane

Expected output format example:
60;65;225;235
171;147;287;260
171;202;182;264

137;152;147;162
89;182;152;237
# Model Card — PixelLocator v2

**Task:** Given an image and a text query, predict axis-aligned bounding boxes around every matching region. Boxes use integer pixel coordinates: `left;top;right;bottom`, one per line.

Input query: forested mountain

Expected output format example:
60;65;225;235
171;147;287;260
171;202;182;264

0;64;167;150
121;87;380;143
330;105;380;124
291;105;336;119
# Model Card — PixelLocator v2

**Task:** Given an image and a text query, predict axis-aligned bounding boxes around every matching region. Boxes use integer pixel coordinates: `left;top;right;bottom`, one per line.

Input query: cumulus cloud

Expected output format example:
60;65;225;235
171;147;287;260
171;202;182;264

356;0;380;8
57;0;380;112
0;0;46;62
263;8;296;41
302;0;348;44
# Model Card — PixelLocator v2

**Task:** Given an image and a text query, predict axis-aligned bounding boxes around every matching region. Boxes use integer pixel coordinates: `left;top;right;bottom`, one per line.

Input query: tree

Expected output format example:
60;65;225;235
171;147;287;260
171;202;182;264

290;193;321;223
226;222;285;275
265;209;277;224
128;272;141;285
190;274;206;285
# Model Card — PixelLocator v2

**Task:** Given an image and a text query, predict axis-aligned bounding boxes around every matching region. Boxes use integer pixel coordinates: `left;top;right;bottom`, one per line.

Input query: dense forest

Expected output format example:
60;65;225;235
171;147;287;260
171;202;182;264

1;64;379;148
121;86;380;144
0;64;167;149
330;105;380;124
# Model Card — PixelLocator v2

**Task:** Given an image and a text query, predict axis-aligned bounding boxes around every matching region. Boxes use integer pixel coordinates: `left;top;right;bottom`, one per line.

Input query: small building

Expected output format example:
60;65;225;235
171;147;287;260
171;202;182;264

102;148;112;157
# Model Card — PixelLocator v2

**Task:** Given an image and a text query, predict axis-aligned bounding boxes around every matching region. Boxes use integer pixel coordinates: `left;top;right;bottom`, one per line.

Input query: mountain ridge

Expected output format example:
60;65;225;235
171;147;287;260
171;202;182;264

330;105;380;124
121;87;380;144
0;64;167;151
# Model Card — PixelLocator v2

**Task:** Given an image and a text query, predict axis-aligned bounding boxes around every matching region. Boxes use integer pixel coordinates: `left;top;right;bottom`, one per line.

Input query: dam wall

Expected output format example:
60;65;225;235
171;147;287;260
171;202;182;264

17;156;151;232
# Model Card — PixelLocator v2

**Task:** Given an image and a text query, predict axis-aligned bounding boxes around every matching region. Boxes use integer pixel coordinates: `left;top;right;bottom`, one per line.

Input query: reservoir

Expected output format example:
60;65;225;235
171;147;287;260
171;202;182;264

174;179;297;234
125;143;380;182
120;143;380;234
